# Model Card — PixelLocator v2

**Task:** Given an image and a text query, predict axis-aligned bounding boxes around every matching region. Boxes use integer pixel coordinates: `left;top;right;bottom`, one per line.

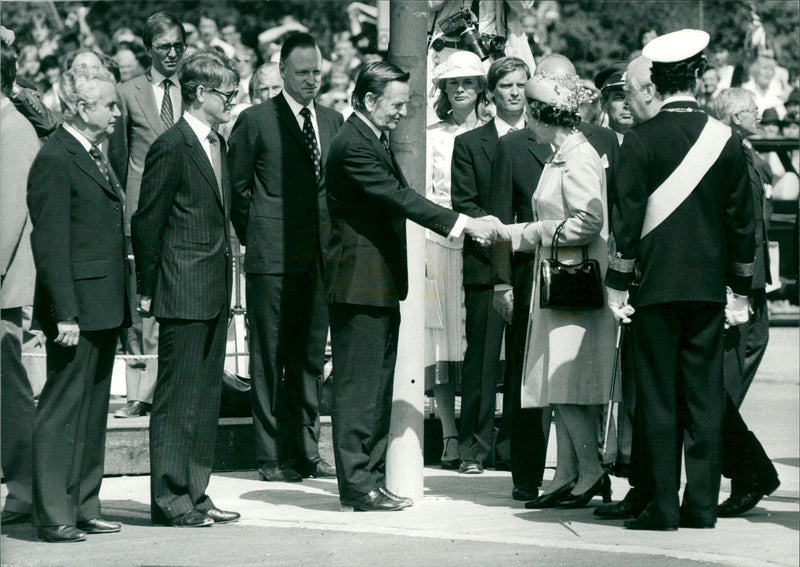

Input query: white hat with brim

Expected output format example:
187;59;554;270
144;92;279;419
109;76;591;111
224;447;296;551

433;50;486;82
642;29;710;63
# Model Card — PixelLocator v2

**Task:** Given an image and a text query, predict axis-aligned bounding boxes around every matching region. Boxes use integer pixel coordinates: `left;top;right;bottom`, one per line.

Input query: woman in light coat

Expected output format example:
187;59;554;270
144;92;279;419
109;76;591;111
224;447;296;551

499;75;618;508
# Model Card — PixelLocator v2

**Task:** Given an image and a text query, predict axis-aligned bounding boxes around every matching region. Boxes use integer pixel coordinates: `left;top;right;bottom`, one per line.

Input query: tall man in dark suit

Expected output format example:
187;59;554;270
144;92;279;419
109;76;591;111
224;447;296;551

27;66;130;543
325;61;502;511
132;50;240;528
108;12;186;418
450;56;536;489
1;42;40;526
606;30;755;531
485;76;552;503
228;33;342;482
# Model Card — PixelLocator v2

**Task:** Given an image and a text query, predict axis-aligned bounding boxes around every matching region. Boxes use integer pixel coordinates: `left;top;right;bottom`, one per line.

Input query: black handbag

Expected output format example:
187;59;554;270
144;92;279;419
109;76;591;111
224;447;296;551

539;220;603;310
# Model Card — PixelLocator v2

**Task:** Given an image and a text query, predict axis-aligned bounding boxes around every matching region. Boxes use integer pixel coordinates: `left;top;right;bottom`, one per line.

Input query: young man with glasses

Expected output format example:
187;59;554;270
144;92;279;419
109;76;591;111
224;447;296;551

108;12;187;419
132;49;240;528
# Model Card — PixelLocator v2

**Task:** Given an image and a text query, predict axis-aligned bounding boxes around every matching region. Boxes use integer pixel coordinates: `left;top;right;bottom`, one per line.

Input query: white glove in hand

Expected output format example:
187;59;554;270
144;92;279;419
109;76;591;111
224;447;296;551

492;289;514;324
521;222;543;248
725;286;750;328
607;287;635;323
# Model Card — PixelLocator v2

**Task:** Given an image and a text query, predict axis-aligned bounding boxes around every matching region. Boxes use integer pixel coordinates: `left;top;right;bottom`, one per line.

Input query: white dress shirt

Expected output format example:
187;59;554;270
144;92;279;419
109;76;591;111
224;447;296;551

283;91;321;150
150;67;182;119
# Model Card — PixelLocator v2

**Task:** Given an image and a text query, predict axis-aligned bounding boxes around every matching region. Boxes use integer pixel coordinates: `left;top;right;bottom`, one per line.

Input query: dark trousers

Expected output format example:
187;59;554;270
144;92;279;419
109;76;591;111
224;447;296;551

508;299;548;489
721;395;778;493
633;302;725;526
32;328;117;527
150;312;226;522
723;289;769;408
246;266;328;467
328;303;399;500
459;285;505;462
1;307;35;514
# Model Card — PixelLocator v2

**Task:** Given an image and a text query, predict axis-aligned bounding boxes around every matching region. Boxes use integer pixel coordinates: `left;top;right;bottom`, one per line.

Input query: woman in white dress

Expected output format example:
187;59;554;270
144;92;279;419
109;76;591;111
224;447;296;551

425;50;490;469
499;75;618;507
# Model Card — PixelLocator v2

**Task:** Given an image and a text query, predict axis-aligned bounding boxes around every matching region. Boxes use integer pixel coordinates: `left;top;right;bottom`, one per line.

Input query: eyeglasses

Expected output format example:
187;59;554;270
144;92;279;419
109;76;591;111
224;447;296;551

152;42;186;56
207;87;239;105
738;107;760;121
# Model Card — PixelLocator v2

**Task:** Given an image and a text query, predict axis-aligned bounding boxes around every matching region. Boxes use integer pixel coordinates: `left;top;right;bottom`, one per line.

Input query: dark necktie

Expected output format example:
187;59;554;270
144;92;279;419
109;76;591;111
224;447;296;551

207;132;223;204
380;133;391;155
300;106;321;181
160;79;174;130
89;145;111;185
507;126;518;133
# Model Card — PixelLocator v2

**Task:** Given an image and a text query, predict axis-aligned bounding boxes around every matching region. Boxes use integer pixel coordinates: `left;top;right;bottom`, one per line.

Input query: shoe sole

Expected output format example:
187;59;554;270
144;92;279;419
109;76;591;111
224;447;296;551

36;533;88;543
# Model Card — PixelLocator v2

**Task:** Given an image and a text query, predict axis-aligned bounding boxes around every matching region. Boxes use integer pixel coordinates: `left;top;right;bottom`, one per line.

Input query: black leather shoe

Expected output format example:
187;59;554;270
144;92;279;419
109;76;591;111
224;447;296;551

113;400;151;418
36;525;87;542
624;510;678;531
558;474;612;509
595;487;650;519
165;510;213;528
77;519;121;534
340;490;407;511
259;462;303;482
512;485;539;502
378;487;414;508
458;460;484;474
206;508;240;524
525;481;575;509
1;510;32;524
297;458;336;478
718;477;780;518
679;515;715;529
440;437;460;470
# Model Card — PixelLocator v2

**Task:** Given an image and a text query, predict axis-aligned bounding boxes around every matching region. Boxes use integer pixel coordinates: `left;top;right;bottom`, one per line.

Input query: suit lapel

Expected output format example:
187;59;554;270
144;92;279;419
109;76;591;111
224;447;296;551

57;128;120;200
479;122;499;163
178;119;224;212
275;93;313;161
528;133;552;165
317;106;335;163
134;73;164;135
349;114;401;180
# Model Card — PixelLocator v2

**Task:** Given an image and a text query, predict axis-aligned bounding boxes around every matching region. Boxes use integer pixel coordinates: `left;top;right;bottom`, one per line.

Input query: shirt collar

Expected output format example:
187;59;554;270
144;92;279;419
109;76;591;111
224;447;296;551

150;66;176;88
494;114;526;137
283;90;316;119
62;122;94;153
353;110;383;140
183;111;212;144
662;95;698;105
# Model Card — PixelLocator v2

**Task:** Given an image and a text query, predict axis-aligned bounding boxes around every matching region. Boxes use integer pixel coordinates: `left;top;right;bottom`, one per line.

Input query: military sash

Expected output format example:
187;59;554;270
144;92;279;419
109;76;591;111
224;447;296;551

640;118;731;238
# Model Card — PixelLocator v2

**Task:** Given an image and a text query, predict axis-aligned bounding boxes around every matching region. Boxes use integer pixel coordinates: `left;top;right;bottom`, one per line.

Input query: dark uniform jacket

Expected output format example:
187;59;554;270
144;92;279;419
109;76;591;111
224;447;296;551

228;93;343;274
131;117;232;321
606;100;755;305
27;126;131;336
325;113;459;308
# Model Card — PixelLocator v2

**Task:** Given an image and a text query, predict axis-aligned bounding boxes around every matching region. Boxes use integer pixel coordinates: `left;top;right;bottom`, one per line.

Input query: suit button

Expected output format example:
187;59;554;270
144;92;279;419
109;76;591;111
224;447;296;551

114;205;120;211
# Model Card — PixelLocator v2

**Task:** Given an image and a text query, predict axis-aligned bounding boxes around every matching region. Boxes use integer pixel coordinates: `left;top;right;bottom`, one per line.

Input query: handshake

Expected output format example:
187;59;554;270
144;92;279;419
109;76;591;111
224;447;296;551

463;215;510;247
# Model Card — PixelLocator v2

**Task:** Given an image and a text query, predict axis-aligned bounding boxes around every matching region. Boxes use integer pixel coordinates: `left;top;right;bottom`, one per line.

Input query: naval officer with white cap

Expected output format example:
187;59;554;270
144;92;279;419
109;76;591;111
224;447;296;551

605;29;755;531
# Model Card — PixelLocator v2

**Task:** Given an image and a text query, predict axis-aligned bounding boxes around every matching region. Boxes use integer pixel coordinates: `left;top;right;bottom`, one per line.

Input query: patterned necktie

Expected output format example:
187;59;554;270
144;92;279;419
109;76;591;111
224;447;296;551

508;126;518;133
160;79;174;130
299;107;321;181
380;133;391;155
207;132;223;204
89;145;111;185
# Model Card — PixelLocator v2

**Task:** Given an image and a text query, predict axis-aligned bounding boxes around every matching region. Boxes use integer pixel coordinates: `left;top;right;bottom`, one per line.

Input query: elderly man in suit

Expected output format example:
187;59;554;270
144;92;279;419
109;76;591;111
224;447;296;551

228;32;342;482
0;41;39;526
132;50;240;528
108;12;186;418
27;65;130;543
606;30;755;531
449;56;534;487
325;61;502;512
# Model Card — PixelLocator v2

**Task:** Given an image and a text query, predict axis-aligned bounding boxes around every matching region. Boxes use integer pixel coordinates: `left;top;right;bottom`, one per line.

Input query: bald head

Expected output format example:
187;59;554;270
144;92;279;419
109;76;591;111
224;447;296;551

70;50;103;72
534;54;576;77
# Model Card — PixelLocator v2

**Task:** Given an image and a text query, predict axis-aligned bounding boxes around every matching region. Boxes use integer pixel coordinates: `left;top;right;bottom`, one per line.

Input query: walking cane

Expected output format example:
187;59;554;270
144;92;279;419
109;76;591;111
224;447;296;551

602;321;626;456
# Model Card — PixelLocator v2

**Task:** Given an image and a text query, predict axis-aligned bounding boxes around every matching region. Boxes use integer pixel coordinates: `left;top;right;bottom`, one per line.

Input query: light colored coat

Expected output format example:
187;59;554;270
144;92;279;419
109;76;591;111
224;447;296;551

0;100;38;308
509;131;618;407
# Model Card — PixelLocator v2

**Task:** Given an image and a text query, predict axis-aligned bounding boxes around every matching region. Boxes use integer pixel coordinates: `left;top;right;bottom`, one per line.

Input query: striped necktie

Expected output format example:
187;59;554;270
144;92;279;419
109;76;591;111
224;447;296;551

207;132;223;204
160;79;174;129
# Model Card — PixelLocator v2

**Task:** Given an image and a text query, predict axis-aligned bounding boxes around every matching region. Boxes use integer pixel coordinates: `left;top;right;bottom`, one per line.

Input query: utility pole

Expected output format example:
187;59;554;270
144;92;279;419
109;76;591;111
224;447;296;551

385;0;428;501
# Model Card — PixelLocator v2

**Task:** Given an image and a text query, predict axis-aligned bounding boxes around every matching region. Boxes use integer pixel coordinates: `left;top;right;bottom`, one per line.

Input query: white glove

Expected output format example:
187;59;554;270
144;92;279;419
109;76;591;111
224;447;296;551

521;222;542;248
607;287;635;323
493;289;514;324
725;286;751;328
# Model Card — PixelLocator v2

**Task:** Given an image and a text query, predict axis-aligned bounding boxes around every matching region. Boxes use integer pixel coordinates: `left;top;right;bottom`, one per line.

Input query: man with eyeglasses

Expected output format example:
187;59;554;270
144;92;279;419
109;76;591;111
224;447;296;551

132;49;240;528
108;12;187;419
228;32;343;484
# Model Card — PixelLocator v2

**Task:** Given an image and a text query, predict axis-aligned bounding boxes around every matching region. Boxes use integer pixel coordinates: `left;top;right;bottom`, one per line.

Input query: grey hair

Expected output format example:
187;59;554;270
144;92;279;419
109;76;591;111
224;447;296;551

709;88;755;125
625;56;653;92
58;65;116;123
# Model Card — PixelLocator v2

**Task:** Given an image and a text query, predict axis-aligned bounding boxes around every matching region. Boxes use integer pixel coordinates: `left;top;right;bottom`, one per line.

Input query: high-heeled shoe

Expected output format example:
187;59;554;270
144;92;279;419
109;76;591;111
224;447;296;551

524;481;575;509
440;436;459;470
557;474;612;509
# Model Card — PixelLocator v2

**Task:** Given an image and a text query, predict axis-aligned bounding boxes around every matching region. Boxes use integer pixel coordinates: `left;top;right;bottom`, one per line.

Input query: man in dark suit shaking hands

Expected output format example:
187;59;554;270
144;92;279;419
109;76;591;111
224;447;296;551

325;62;502;511
228;33;342;483
27;65;130;542
132;50;240;528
